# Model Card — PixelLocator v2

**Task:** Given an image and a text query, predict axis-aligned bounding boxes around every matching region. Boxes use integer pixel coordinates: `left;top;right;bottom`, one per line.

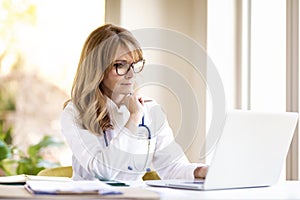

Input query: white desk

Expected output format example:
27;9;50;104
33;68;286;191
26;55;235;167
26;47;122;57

1;181;300;199
127;181;300;200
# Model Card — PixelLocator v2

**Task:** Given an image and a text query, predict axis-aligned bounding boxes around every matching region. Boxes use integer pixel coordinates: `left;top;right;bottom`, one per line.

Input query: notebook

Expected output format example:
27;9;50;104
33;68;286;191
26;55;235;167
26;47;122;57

146;110;298;190
0;174;71;185
24;180;122;195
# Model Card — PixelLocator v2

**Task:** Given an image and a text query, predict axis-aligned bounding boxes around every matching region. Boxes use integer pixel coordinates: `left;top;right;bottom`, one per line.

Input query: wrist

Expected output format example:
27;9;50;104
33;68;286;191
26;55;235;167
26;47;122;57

125;113;143;134
129;112;143;125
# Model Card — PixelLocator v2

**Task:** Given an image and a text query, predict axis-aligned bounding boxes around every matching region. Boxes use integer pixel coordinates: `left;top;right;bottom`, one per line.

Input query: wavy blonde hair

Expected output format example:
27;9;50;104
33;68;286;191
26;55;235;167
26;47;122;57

66;24;143;135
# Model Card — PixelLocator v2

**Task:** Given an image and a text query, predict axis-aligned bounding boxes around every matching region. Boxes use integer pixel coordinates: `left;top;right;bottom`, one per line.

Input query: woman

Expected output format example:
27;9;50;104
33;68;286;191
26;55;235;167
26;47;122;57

61;24;208;181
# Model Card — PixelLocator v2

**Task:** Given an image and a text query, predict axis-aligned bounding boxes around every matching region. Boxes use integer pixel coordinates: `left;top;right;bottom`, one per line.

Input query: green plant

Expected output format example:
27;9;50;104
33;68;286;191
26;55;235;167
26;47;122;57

0;121;63;175
0;82;17;112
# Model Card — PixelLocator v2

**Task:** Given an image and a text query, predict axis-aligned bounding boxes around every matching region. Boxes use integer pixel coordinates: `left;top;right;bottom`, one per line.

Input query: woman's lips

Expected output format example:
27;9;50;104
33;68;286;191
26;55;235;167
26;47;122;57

121;83;132;86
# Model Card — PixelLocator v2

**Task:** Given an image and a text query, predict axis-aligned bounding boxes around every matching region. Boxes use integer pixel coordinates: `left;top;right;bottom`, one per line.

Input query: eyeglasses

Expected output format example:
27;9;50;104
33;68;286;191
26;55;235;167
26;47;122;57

113;59;145;76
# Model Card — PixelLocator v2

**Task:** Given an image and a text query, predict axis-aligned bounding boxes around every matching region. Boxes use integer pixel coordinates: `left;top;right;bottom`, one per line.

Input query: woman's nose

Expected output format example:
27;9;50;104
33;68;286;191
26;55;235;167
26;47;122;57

125;66;134;79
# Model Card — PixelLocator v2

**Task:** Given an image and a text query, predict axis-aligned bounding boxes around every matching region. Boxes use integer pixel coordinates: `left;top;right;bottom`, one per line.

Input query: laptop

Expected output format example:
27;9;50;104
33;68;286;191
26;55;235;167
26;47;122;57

146;110;298;190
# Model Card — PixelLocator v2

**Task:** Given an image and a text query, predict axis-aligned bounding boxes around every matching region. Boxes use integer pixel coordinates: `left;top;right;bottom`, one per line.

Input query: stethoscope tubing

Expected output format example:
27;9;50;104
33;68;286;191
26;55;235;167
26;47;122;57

103;116;151;146
103;116;151;172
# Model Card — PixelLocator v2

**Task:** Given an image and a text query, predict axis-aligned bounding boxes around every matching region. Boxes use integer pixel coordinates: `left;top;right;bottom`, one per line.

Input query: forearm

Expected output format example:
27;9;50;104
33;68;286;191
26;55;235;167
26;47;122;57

124;113;140;134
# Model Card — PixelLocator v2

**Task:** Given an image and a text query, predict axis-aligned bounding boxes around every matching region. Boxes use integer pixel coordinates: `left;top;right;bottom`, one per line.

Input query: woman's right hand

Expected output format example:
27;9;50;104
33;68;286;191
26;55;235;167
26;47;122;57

123;93;144;132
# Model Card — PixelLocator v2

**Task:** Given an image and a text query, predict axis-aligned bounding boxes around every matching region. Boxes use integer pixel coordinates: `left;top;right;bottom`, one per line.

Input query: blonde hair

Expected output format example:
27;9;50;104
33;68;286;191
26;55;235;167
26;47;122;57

66;24;143;135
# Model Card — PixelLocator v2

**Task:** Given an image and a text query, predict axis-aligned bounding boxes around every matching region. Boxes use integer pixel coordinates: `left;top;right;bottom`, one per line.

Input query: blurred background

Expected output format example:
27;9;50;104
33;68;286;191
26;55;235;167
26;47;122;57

0;0;105;173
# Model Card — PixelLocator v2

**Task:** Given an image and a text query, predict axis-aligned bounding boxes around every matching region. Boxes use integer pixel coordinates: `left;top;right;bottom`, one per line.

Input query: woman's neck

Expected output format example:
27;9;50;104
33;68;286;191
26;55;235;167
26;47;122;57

101;83;129;107
110;94;126;107
103;90;126;108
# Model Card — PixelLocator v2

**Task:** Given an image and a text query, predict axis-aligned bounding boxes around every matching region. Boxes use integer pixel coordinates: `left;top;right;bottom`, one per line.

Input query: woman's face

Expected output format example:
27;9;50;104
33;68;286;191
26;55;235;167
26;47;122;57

102;47;136;98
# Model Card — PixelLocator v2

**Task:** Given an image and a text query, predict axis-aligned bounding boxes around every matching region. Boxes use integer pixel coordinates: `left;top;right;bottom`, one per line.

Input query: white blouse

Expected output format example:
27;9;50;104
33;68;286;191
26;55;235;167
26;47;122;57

60;98;203;181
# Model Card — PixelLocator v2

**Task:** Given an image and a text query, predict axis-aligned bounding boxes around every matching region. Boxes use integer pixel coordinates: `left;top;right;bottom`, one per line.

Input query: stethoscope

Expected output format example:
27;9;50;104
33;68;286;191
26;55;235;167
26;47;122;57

103;116;152;172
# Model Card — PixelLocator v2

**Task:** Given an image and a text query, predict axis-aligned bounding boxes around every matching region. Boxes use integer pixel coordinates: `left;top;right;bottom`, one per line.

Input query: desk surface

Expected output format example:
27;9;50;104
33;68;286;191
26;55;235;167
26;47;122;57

1;181;300;200
0;184;159;199
128;180;300;200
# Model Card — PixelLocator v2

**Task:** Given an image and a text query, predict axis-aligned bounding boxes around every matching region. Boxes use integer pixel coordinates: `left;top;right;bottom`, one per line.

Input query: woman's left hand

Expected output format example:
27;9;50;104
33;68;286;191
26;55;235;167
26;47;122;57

194;166;209;179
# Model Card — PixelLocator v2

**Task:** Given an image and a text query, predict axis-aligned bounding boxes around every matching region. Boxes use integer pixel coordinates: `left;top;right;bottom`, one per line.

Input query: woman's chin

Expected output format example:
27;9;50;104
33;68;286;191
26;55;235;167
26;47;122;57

114;90;133;96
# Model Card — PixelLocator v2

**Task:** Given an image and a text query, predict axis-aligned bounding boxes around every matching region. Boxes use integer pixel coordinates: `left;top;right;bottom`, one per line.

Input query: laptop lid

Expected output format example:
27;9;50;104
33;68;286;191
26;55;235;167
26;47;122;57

146;110;298;190
204;110;298;190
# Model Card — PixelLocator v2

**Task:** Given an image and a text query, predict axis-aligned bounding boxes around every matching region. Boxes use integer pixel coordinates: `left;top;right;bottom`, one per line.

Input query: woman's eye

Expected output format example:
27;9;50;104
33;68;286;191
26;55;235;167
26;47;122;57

114;63;126;68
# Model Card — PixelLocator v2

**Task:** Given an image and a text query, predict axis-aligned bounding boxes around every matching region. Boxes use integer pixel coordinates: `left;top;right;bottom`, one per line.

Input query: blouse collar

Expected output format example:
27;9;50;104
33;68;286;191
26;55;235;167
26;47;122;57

106;96;130;129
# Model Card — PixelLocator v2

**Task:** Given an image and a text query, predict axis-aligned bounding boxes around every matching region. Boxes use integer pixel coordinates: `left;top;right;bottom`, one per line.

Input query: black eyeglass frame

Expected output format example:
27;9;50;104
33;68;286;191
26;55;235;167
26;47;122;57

113;59;145;76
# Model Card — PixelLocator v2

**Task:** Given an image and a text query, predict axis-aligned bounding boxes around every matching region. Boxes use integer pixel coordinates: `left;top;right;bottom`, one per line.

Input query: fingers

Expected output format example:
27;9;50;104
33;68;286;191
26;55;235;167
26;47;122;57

127;92;143;105
124;92;144;114
194;166;209;179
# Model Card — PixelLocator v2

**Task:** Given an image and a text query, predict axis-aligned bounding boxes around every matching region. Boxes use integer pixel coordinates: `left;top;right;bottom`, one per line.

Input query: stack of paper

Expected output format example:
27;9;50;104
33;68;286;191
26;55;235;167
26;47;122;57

25;180;122;195
0;174;71;184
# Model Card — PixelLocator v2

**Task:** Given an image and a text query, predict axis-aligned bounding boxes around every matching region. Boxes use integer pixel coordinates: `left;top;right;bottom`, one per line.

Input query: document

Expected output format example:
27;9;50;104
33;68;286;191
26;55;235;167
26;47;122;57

25;180;122;195
0;174;71;184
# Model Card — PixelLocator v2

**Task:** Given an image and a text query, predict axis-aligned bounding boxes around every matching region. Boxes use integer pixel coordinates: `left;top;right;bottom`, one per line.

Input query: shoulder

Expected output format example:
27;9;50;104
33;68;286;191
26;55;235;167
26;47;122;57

61;101;80;120
63;101;75;112
143;97;162;112
143;97;167;126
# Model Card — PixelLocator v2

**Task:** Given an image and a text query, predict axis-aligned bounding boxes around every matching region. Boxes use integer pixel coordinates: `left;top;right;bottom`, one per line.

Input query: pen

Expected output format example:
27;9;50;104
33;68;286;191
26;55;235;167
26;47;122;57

97;176;129;187
102;180;129;187
139;99;153;104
